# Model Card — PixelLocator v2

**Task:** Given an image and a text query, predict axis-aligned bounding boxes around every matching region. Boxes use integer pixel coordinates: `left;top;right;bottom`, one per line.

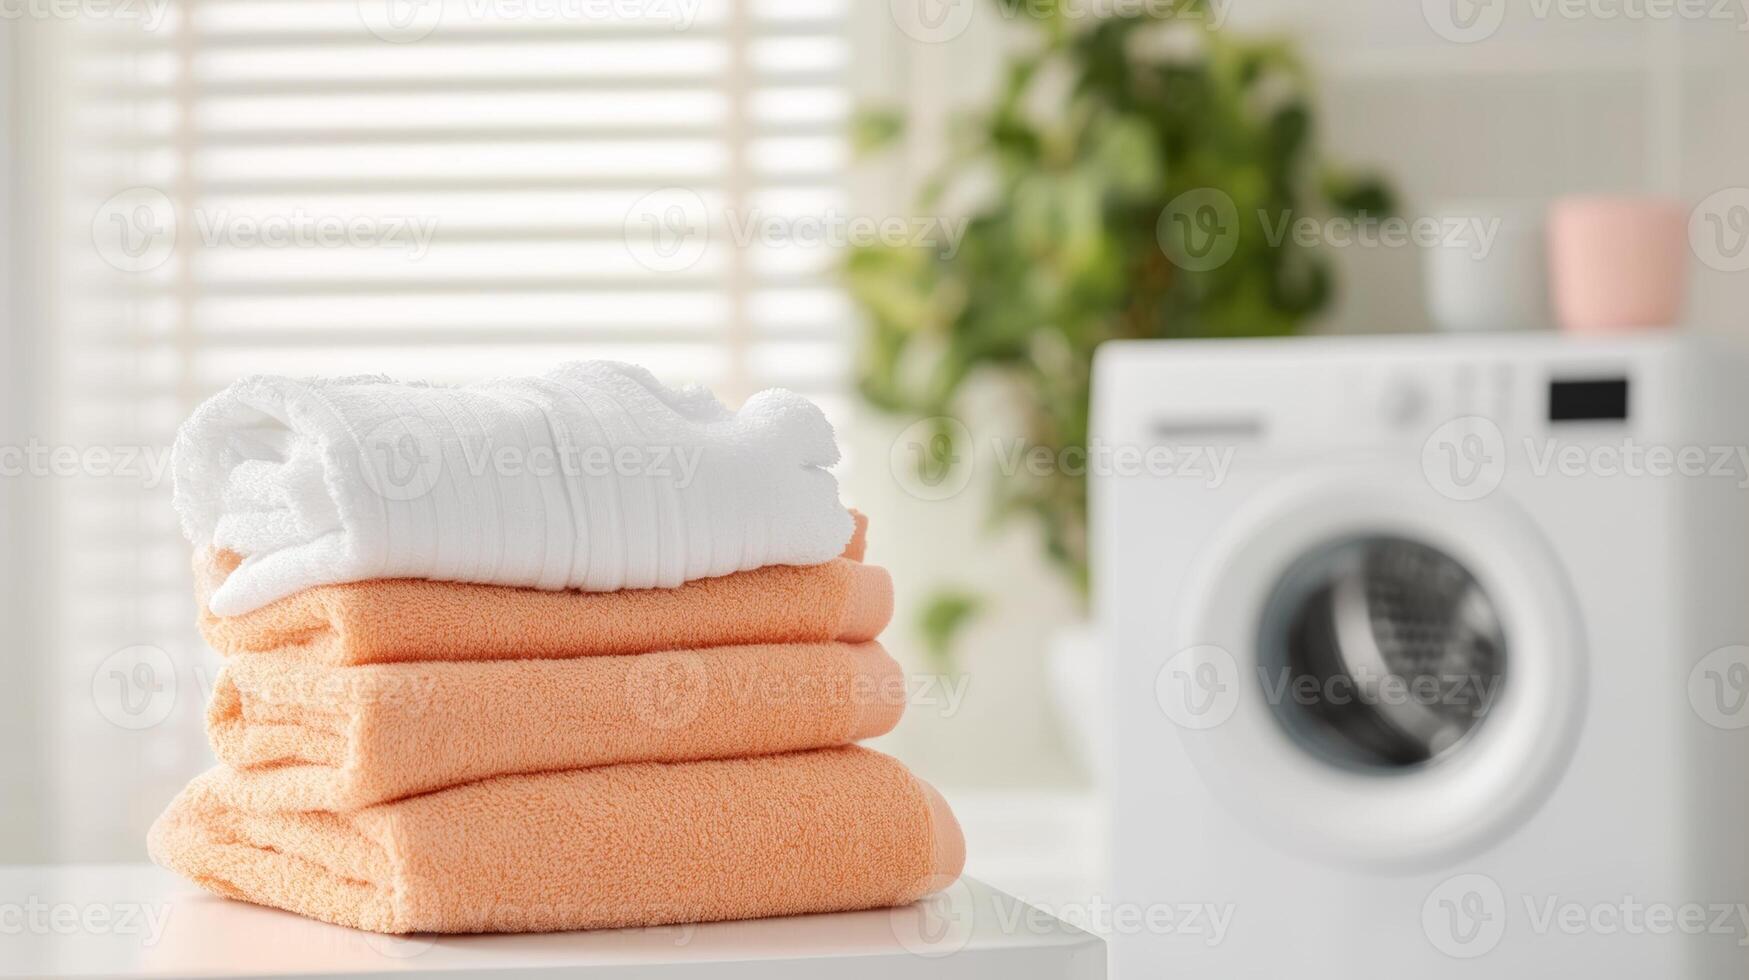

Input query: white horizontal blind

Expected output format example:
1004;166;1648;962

51;0;853;859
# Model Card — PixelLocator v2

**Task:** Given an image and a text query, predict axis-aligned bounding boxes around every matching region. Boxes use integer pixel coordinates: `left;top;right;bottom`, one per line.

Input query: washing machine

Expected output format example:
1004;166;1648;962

1091;333;1749;977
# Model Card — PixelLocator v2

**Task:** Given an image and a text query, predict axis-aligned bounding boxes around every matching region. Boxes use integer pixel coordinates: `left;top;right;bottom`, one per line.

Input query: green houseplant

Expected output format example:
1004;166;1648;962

845;0;1394;663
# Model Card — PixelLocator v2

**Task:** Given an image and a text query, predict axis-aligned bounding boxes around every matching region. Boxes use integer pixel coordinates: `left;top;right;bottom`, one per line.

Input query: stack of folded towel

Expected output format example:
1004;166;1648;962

148;361;965;935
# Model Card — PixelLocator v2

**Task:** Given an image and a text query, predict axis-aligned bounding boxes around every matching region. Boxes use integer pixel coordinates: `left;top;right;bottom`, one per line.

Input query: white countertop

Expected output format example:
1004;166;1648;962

0;864;1104;979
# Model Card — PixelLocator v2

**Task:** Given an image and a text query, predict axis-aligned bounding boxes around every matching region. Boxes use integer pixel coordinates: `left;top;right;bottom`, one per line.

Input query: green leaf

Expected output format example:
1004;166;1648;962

1087;114;1163;201
839;6;1397;658
850;107;905;157
918;589;985;672
1324;169;1398;217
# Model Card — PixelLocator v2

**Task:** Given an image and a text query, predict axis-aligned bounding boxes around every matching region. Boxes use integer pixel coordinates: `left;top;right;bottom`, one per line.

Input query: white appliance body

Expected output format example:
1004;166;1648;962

1092;334;1749;978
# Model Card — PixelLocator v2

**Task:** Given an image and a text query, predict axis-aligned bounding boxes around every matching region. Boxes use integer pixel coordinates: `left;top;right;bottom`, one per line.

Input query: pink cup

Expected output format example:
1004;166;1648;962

1548;196;1689;333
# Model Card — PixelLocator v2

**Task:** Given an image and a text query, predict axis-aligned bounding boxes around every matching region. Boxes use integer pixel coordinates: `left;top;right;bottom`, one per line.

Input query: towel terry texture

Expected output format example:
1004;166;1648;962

173;361;856;616
193;541;890;666
157;357;963;936
206;641;907;811
149;747;965;934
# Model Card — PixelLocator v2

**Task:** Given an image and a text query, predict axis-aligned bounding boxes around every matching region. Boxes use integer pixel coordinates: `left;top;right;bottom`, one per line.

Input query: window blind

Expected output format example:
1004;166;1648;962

49;0;854;859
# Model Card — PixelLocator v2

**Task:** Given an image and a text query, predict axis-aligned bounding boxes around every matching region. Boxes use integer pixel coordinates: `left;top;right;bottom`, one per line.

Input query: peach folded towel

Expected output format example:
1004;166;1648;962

195;516;889;666
206;642;906;811
149;746;966;935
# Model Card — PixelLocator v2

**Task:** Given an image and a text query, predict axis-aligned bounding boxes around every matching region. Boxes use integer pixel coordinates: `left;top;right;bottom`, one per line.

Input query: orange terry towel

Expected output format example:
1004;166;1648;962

194;510;883;665
149;746;966;935
195;549;890;666
206;641;907;811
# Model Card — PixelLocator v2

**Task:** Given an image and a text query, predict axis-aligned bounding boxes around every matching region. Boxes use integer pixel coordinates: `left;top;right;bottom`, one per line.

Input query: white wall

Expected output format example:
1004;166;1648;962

0;18;53;861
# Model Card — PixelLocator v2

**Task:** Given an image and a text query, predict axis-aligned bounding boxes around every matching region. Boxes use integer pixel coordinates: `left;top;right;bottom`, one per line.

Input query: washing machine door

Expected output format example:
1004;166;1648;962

1164;465;1586;869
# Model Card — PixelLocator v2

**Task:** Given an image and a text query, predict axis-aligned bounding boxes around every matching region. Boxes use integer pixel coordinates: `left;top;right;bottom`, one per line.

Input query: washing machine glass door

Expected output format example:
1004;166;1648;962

1261;535;1507;771
1168;467;1585;869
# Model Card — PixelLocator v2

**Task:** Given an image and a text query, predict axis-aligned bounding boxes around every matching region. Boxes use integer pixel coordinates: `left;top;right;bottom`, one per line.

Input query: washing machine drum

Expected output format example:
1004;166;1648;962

1268;537;1507;769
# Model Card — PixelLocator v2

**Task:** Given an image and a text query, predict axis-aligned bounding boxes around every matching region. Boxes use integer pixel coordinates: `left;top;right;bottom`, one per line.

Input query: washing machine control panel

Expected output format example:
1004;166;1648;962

1368;360;1518;435
1366;359;1636;446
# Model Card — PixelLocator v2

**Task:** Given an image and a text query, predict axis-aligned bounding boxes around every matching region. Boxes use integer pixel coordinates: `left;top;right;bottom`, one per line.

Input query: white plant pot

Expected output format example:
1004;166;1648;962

1422;200;1553;332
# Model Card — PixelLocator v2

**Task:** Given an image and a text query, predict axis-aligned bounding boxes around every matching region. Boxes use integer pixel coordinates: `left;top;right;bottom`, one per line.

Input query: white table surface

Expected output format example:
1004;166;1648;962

0;865;1104;980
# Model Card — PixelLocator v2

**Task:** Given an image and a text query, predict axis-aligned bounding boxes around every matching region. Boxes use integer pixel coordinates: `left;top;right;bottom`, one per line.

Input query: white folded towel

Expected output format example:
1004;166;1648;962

173;361;854;616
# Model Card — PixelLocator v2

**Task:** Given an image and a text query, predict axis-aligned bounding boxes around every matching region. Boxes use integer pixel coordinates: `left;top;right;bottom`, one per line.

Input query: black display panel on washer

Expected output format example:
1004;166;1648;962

1549;378;1629;422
